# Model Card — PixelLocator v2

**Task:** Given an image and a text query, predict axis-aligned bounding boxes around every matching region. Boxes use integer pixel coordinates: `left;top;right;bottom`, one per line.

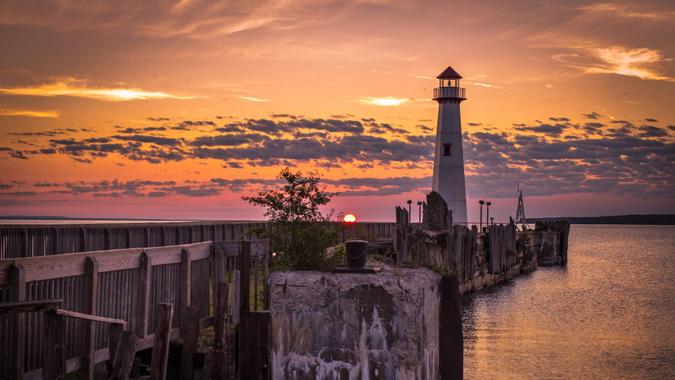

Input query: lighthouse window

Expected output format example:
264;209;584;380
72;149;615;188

443;143;452;156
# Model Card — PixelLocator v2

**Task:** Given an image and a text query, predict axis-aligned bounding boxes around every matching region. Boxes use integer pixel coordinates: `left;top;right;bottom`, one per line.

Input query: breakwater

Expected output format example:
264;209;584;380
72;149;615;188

394;192;570;296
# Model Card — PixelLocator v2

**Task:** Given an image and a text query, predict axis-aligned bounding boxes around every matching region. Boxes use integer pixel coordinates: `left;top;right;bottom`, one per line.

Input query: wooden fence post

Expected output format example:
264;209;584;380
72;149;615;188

180;249;192;336
160;227;166;246
79;227;87;252
20;228;29;257
136;251;152;338
82;256;99;380
239;241;251;314
439;274;463;380
108;324;138;380
104;228;111;250
264;248;270;309
212;282;230;380
49;227;58;255
180;306;200;380
125;228;132;248
43;310;66;380
239;311;271;380
150;303;173;380
9;263;26;380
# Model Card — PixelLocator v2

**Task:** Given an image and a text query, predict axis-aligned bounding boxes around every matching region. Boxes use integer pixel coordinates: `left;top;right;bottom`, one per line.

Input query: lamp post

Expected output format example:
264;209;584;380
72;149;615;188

486;201;492;231
479;200;485;231
490;216;494;226
417;201;423;223
406;200;412;223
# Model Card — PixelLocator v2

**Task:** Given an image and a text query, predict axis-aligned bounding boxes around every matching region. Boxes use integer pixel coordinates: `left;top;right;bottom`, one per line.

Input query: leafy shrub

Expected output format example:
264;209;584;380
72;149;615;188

243;168;342;271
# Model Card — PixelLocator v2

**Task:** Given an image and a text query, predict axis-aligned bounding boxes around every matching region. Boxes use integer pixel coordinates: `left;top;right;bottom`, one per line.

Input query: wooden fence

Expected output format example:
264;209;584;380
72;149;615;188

0;239;269;379
487;223;518;274
452;225;478;282
0;221;395;259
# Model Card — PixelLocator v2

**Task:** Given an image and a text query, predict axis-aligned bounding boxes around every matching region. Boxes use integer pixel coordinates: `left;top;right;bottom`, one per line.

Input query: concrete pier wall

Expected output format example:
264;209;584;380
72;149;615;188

269;267;442;380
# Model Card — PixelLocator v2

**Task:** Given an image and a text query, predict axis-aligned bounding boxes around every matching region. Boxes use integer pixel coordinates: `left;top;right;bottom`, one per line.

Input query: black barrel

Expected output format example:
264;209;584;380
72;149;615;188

346;240;368;267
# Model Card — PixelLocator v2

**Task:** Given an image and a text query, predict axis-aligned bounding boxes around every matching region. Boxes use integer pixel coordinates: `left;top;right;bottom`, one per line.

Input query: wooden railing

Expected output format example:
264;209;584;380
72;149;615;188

0;221;396;259
0;239;268;379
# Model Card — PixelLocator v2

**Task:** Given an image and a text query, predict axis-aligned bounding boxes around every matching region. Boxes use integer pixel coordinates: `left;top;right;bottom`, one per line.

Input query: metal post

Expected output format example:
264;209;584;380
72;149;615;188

417;201;423;224
486;201;491;230
479;200;485;231
406;200;412;223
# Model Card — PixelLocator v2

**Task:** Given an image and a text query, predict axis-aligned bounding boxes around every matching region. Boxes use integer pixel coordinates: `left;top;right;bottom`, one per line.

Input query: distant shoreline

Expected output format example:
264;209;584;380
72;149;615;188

1;214;674;225
526;215;675;225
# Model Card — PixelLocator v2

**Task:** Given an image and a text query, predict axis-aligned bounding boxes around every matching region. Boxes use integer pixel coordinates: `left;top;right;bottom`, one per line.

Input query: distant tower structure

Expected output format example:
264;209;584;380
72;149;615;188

432;65;467;224
515;185;526;223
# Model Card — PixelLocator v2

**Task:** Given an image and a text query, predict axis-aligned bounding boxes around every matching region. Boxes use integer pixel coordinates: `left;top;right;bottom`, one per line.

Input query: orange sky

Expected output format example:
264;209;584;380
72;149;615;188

0;0;673;221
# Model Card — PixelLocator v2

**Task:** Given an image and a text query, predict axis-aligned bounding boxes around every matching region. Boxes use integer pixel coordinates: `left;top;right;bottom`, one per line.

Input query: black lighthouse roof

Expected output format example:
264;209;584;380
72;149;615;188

437;66;462;79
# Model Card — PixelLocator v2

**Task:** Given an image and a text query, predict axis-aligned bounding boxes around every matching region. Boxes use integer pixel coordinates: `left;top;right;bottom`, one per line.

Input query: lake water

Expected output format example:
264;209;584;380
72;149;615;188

462;225;675;379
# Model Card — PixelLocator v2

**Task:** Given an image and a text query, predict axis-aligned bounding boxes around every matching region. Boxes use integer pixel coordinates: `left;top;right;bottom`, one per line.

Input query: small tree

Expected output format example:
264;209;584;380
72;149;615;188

243;168;341;270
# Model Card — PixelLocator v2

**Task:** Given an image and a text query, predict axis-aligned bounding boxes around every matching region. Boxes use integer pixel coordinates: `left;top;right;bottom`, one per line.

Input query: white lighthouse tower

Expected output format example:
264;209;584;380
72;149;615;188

432;65;468;224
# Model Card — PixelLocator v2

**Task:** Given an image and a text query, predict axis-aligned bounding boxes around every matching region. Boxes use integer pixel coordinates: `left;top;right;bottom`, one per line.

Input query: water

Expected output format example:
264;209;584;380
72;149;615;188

462;225;675;379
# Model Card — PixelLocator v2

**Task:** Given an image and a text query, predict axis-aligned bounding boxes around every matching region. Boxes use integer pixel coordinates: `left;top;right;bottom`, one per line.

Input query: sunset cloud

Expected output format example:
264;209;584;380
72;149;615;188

359;97;409;106
468;81;502;89
579;3;672;21
0;109;58;118
553;46;673;81
2;113;672;200
586;47;672;81
0;78;193;101
238;96;269;102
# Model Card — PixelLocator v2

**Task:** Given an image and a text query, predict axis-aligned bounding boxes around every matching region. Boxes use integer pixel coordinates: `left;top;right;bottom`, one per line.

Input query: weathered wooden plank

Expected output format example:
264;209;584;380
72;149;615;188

9;263;26;380
43;311;66;380
239;241;251;314
263;249;270;309
23;317;215;380
136;252;152;338
150;303;173;380
213;240;268;258
239;311;271;380
180;306;200;380
439;274;463;380
0;299;62;315
180;249;192;336
54;309;127;328
211;283;230;380
9;242;212;282
108;325;137;380
82;256;99;380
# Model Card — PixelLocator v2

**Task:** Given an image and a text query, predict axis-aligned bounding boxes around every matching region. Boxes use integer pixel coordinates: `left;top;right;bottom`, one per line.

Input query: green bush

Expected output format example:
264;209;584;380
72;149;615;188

243;168;342;271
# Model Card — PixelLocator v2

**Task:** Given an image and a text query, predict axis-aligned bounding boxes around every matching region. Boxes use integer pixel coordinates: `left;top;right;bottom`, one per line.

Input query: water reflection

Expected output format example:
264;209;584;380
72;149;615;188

462;225;675;379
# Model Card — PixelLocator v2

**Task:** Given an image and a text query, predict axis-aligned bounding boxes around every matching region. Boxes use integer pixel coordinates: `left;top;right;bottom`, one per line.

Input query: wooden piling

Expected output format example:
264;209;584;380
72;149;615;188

43;310;66;380
82;256;99;380
135;252;152;338
212;282;230;380
150;303;173;380
9;263;26;380
239;311;271;380
180;249;192;335
180;306;200;380
239;241;251;314
439;274;463;380
108;324;138;380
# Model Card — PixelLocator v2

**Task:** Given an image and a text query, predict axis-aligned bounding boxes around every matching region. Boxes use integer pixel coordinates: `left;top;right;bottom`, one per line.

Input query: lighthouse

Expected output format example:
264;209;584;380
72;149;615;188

432;65;468;224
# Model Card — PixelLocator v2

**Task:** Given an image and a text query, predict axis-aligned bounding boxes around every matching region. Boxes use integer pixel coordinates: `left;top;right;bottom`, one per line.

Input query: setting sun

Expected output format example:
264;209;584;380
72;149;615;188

343;213;357;223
